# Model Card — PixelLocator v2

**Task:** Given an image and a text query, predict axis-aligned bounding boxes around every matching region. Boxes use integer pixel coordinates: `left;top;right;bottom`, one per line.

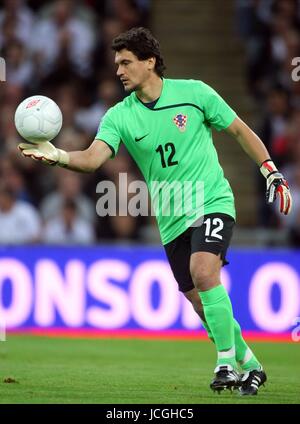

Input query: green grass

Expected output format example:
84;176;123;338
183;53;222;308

0;335;299;404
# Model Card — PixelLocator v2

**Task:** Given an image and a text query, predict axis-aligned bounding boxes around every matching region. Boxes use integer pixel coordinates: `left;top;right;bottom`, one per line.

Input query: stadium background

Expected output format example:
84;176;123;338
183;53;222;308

0;0;300;405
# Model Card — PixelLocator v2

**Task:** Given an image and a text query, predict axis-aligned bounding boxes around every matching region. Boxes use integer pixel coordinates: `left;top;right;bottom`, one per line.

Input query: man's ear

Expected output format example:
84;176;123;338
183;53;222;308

148;57;156;71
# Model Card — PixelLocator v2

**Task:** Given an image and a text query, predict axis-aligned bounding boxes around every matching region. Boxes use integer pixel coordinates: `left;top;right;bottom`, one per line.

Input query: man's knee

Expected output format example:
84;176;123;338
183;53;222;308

190;264;218;291
190;252;222;291
191;265;211;285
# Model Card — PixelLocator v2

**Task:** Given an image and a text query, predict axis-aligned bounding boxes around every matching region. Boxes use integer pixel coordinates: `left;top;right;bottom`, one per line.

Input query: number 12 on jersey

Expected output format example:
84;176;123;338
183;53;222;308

155;142;178;168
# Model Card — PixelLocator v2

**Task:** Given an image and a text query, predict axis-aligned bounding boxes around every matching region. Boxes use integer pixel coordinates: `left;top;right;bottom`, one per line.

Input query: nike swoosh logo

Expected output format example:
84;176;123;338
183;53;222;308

135;134;148;142
205;238;220;243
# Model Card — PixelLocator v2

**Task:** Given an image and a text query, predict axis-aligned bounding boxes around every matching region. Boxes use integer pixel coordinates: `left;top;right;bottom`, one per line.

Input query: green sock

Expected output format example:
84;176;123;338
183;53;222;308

199;285;236;369
233;320;261;371
201;317;261;371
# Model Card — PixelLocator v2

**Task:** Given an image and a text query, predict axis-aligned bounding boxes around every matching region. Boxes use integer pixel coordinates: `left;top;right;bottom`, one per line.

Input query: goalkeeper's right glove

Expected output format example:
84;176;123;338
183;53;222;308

18;141;69;167
260;159;292;215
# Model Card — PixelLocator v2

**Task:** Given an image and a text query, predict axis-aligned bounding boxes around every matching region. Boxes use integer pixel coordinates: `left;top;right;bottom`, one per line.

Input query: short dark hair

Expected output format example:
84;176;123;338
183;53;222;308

112;27;166;77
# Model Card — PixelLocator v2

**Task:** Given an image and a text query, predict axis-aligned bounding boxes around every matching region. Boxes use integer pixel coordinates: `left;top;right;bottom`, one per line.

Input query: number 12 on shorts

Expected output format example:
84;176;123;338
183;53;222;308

203;217;224;240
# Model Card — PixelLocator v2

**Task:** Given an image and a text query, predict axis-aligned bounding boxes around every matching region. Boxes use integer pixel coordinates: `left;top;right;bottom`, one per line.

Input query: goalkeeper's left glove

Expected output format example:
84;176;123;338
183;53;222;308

260;159;292;215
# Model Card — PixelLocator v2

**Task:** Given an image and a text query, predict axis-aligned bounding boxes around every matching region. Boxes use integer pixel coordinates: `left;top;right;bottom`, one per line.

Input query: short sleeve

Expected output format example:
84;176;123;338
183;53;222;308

95;107;122;157
198;81;237;131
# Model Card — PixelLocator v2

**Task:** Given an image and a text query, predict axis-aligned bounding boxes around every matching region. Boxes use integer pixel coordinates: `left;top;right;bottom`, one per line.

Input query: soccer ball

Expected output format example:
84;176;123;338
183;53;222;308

14;95;63;143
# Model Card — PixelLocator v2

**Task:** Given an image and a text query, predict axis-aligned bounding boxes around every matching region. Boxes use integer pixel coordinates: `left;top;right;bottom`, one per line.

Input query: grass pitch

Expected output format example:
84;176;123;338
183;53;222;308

1;335;299;404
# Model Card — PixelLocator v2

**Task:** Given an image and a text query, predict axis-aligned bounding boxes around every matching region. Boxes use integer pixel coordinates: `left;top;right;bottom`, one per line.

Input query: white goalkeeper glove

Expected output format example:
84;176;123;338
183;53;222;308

18;141;69;167
260;159;292;215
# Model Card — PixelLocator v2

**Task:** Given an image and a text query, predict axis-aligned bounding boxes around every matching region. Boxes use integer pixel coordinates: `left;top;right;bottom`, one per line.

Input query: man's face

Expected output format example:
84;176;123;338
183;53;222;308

115;49;154;92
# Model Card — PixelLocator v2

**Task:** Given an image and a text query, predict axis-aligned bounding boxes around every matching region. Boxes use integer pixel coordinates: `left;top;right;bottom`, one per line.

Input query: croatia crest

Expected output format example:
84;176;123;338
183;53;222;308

173;113;187;132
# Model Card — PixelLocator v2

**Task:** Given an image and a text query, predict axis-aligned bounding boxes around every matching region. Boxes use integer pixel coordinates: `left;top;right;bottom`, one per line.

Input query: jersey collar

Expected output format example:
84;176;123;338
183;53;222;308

135;78;166;110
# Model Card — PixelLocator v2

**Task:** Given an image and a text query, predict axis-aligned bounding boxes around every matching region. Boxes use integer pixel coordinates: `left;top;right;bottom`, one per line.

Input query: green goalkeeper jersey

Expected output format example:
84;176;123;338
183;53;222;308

96;78;237;245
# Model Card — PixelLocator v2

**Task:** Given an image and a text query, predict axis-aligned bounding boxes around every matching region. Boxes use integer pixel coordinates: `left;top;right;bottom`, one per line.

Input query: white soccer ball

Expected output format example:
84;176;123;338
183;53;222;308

14;95;63;143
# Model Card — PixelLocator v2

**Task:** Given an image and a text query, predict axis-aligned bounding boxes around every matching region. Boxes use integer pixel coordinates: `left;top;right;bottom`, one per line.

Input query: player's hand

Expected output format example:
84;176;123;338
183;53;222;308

260;159;292;215
18;141;69;167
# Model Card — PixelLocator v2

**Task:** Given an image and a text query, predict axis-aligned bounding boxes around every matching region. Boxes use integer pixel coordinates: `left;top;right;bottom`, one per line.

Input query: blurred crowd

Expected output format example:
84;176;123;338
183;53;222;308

0;0;155;246
236;0;300;245
1;0;300;246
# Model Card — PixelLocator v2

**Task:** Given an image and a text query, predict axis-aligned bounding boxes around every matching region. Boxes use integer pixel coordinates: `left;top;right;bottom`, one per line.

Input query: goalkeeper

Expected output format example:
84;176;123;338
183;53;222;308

19;27;292;396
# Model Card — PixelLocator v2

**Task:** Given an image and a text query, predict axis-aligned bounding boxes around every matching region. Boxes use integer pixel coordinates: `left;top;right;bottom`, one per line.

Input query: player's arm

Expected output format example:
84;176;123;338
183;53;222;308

18;139;112;173
225;116;292;215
